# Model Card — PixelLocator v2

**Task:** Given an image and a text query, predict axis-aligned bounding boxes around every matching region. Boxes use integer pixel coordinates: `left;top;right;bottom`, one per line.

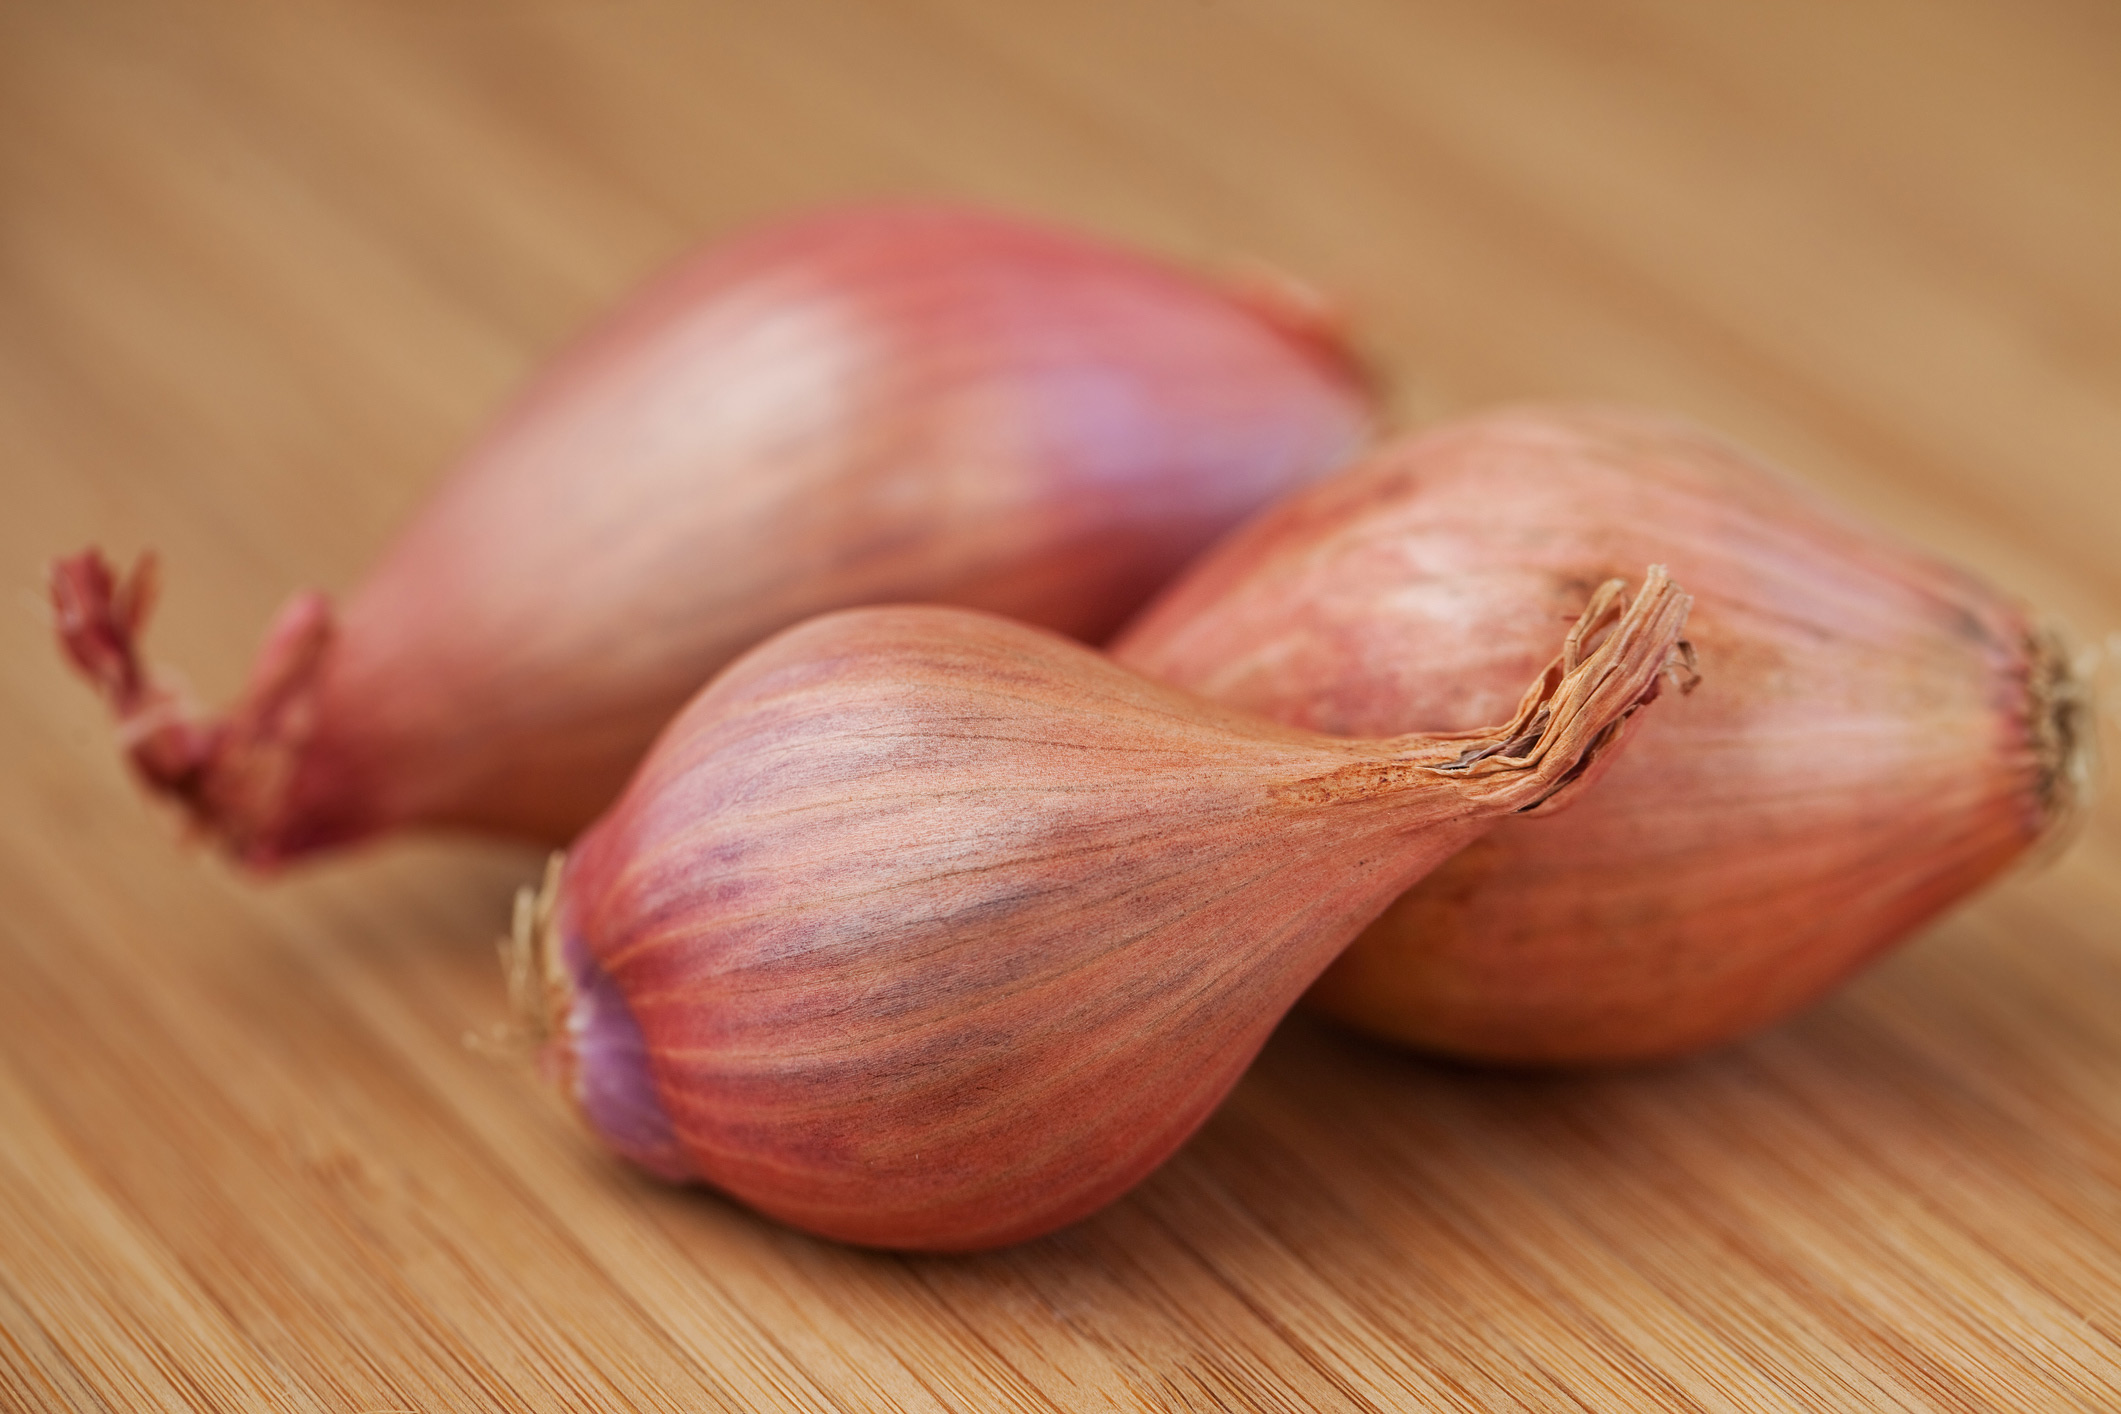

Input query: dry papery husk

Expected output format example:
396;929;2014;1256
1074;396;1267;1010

49;202;1372;868
512;577;1690;1250
1114;404;2090;1064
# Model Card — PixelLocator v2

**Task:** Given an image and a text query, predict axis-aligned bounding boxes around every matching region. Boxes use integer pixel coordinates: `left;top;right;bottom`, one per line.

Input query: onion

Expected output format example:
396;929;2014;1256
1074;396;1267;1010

516;575;1693;1248
1113;405;2087;1063
50;203;1374;867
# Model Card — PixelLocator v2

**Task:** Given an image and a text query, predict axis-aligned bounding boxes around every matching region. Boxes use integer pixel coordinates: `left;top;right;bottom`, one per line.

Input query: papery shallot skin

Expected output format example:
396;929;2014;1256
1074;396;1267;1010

1113;405;2083;1064
527;580;1691;1250
51;203;1374;866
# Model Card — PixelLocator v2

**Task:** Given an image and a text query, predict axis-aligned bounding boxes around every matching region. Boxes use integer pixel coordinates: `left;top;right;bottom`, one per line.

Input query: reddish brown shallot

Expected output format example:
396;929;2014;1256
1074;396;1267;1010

515;572;1692;1249
51;202;1374;867
1114;405;2087;1063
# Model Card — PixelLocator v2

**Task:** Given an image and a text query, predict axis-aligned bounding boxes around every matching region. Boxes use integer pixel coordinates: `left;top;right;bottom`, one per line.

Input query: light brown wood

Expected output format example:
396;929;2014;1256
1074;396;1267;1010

3;1;2117;1409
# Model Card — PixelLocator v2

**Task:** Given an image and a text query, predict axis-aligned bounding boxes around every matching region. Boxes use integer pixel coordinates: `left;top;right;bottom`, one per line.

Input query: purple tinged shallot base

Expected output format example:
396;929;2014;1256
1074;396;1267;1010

558;932;693;1184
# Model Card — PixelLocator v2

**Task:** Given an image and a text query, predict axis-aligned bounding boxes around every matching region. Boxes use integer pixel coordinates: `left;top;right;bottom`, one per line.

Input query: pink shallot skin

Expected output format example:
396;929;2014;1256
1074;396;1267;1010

1113;405;2079;1064
531;579;1691;1250
52;203;1374;867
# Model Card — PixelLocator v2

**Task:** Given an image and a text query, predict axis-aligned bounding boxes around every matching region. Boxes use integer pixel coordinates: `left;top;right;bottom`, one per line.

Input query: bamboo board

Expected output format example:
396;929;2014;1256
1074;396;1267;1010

3;2;2119;1409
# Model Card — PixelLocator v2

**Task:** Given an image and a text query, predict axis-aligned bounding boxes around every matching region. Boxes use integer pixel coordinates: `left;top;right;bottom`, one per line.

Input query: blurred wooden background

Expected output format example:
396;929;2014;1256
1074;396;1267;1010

4;2;2119;1410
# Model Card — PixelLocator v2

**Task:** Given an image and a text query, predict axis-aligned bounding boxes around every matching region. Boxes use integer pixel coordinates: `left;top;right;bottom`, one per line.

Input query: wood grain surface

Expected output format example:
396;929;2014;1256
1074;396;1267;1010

4;2;2119;1409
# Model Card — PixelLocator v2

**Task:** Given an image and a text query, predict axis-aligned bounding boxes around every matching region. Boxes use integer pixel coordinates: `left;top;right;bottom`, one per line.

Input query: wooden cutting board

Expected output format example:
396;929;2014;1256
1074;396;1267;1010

4;2;2117;1409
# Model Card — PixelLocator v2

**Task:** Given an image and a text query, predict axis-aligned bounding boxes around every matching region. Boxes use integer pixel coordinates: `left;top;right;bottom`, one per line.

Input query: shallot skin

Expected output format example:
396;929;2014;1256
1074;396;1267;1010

52;203;1373;866
528;578;1691;1250
1114;405;2082;1064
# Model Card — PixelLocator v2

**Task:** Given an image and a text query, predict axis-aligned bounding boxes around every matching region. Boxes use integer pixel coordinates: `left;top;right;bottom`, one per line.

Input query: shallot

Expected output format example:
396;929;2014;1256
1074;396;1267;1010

51;202;1373;866
1113;405;2086;1063
516;573;1692;1248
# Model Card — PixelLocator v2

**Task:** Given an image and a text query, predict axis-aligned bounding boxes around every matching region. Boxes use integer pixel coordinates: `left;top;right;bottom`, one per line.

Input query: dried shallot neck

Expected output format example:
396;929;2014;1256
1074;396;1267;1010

49;549;335;865
2027;625;2094;827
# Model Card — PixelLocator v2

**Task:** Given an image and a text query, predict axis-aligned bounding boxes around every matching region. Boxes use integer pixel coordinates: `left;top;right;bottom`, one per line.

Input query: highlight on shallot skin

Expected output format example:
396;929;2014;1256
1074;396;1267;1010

513;572;1693;1251
48;202;1375;868
1113;404;2092;1064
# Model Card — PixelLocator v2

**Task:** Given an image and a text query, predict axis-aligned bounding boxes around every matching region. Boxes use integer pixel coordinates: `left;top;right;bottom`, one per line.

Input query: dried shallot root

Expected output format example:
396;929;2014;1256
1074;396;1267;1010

1114;404;2090;1064
50;202;1374;868
511;573;1692;1249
